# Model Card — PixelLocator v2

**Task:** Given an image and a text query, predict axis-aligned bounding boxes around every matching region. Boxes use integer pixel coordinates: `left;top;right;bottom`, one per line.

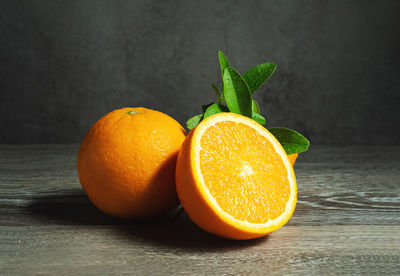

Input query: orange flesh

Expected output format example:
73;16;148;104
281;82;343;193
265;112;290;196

199;121;291;223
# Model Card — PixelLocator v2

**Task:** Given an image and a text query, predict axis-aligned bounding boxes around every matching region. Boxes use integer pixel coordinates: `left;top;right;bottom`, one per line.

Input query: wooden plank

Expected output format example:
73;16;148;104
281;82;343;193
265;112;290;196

1;145;399;226
1;225;399;275
0;145;400;274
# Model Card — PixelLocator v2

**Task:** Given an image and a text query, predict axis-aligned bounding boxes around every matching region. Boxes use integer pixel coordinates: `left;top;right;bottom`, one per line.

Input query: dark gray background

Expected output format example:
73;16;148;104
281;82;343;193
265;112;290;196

1;0;399;144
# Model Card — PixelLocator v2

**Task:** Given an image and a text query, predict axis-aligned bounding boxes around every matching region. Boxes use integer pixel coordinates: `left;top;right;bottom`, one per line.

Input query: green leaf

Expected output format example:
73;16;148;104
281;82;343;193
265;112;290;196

252;100;260;114
186;114;203;130
203;104;229;119
223;67;252;117
218;51;230;84
251;112;266;125
268;127;310;155
202;102;214;113
242;62;277;94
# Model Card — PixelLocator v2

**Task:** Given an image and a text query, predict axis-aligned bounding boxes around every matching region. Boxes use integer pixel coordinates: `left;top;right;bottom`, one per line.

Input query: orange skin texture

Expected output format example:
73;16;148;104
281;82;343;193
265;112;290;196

77;107;186;219
288;153;298;166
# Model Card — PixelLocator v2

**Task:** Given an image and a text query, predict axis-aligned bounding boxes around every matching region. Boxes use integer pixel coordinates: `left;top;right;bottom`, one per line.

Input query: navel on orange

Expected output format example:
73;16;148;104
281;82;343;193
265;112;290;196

77;107;186;219
176;113;297;240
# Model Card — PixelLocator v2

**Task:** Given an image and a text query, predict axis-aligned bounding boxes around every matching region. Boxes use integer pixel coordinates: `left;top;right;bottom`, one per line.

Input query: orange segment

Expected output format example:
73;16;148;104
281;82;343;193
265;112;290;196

176;113;297;240
199;121;290;223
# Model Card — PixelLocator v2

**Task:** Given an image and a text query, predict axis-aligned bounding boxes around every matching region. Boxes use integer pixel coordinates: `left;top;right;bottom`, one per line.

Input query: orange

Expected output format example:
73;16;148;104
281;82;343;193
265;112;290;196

77;107;186;219
175;113;296;240
288;153;298;166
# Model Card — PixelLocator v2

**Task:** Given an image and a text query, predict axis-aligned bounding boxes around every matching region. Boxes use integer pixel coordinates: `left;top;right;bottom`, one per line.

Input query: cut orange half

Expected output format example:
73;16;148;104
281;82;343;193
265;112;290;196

175;113;297;240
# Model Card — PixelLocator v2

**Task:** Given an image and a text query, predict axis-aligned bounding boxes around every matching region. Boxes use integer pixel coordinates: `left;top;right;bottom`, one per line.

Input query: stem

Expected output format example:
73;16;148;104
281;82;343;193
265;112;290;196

127;110;138;115
211;83;221;104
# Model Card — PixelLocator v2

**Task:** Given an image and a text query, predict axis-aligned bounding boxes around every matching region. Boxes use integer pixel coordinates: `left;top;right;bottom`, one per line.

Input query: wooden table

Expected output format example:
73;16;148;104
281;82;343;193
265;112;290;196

1;145;399;275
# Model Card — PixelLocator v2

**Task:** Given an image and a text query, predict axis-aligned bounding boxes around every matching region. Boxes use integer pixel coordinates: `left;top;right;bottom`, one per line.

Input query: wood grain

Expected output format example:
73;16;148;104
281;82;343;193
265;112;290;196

1;145;399;275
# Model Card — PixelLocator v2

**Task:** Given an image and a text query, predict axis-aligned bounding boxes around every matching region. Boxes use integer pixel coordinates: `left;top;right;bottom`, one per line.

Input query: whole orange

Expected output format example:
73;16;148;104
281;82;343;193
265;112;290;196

77;107;186;219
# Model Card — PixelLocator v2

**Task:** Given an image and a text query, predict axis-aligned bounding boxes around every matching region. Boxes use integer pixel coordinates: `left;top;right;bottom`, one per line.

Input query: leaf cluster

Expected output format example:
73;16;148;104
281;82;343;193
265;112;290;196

186;51;310;155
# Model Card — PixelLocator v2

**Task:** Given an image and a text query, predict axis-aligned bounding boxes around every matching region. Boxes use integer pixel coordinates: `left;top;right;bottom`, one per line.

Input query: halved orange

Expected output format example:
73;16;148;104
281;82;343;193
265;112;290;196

175;113;297;240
